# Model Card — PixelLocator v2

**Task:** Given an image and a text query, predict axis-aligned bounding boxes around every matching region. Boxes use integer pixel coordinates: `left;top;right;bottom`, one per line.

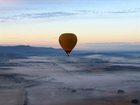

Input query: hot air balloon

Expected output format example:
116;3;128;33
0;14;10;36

59;33;77;56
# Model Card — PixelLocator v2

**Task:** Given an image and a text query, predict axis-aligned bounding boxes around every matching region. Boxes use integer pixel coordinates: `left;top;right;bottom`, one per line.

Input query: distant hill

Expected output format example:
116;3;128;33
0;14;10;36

0;45;140;60
0;45;93;59
82;43;140;52
0;45;66;59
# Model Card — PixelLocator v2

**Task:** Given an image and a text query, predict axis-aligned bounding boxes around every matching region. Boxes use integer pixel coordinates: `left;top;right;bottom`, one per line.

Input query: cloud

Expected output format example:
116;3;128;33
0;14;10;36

0;7;140;23
78;8;140;14
23;12;75;18
0;12;76;22
107;8;140;14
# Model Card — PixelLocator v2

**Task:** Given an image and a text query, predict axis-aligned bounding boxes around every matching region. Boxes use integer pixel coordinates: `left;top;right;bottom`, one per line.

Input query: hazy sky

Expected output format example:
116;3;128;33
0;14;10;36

0;0;140;48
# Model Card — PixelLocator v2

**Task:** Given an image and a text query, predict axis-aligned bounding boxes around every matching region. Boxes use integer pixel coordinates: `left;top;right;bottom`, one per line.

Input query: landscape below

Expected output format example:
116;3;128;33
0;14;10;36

0;45;140;105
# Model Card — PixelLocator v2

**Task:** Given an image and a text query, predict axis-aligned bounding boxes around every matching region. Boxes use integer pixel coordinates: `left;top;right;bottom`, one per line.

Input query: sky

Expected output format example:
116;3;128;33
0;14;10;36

0;0;140;48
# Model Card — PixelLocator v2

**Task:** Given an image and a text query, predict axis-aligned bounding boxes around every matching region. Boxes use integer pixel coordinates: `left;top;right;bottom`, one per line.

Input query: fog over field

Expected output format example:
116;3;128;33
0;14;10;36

0;44;140;105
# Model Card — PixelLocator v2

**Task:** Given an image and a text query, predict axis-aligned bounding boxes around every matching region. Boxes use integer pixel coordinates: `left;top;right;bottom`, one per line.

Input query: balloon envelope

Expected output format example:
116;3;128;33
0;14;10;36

59;33;77;56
